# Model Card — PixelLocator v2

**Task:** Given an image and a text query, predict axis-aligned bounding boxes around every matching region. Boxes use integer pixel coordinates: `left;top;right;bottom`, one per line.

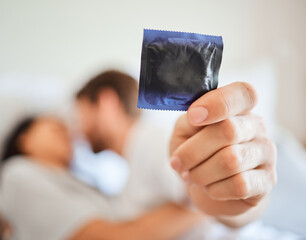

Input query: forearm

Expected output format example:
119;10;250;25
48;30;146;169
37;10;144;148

131;203;202;240
70;203;202;240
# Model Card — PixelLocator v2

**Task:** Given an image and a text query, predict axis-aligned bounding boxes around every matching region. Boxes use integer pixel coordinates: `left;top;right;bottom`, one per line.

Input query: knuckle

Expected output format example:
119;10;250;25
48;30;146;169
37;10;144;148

173;140;201;172
221;146;240;174
238;82;258;108
223;103;230;116
220;119;238;143
270;142;277;160
263;137;277;163
219;88;231;116
265;167;277;193
232;174;249;198
174;114;185;131
206;185;221;200
190;172;204;186
273;170;278;185
270;169;278;186
255;115;267;134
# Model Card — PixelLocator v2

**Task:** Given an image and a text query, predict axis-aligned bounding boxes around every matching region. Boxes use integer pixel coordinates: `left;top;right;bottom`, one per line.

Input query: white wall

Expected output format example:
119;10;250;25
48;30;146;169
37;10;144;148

0;0;305;145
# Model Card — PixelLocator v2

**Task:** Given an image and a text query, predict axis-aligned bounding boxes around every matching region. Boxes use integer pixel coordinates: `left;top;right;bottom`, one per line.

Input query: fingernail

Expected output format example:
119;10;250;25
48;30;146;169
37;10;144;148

181;171;190;184
170;156;182;172
188;107;208;124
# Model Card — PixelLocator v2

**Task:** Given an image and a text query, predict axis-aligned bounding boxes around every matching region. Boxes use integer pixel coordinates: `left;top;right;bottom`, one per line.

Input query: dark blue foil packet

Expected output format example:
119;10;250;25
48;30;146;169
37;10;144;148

137;29;223;111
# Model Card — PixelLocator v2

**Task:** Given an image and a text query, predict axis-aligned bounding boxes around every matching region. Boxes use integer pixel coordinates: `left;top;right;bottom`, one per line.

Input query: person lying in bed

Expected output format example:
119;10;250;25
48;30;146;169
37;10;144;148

0;116;201;240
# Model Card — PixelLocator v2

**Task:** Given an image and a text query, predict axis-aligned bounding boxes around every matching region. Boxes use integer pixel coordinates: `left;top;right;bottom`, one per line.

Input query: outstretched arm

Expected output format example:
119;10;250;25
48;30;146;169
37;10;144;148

70;203;202;240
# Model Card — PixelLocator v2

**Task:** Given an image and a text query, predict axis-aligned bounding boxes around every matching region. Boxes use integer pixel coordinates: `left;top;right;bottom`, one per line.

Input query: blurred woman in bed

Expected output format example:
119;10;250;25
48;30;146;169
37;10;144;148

0;116;201;240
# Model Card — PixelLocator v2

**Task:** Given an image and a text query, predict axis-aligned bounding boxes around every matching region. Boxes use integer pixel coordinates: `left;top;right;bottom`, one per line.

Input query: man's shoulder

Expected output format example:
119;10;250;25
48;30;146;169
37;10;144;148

134;120;170;146
127;120;171;169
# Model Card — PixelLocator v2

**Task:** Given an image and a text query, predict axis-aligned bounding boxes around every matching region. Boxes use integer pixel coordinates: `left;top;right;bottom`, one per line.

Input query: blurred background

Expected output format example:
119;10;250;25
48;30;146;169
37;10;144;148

0;0;306;148
0;0;306;237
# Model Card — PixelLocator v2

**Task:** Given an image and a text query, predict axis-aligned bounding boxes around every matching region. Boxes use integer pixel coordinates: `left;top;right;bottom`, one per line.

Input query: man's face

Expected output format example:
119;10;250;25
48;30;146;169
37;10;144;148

76;98;106;153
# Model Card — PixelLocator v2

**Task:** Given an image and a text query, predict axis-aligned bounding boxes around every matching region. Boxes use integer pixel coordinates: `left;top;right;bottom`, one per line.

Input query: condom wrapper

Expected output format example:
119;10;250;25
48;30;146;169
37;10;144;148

138;29;223;111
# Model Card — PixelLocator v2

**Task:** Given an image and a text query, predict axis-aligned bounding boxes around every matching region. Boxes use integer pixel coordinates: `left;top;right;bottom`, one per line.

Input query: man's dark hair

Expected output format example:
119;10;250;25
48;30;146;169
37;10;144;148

1;117;36;164
76;70;140;117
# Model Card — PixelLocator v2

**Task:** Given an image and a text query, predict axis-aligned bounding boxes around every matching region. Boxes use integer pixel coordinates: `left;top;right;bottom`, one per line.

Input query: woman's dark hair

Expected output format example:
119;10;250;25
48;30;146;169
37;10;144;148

1;117;36;164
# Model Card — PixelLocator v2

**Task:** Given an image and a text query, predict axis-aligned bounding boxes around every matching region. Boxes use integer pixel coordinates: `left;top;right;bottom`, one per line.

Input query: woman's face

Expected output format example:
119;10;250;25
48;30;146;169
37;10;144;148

20;118;72;167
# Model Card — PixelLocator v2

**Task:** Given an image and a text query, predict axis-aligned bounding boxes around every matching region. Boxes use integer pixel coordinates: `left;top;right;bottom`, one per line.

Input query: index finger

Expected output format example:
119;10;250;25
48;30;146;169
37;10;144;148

187;82;257;126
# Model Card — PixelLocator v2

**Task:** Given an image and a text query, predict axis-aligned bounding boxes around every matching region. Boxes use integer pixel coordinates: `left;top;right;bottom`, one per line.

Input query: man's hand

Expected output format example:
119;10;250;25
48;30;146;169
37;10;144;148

170;82;277;223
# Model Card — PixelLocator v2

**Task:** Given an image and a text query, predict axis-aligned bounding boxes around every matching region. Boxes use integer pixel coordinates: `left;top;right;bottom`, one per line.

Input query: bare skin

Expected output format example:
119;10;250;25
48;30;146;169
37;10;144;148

70;204;201;240
170;82;277;227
